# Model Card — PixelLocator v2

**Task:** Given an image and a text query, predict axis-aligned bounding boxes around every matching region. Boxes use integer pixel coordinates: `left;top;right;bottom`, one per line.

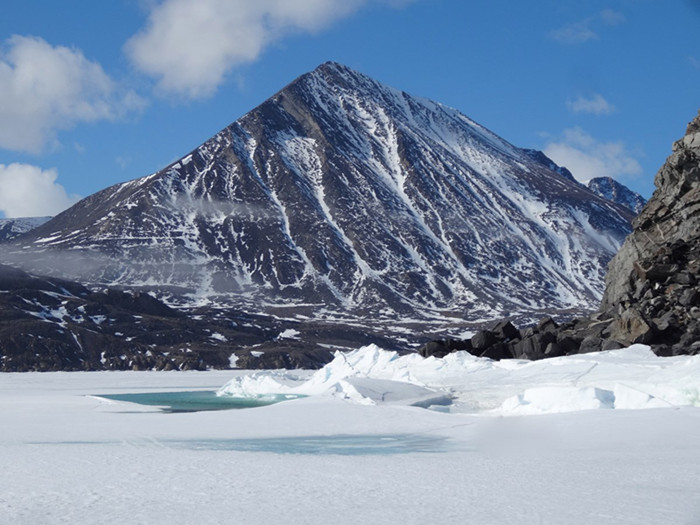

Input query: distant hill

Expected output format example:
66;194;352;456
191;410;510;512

0;216;50;243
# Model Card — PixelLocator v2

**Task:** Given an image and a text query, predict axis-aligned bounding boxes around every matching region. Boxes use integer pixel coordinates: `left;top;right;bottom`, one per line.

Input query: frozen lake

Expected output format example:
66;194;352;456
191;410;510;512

93;390;304;413
3;346;700;524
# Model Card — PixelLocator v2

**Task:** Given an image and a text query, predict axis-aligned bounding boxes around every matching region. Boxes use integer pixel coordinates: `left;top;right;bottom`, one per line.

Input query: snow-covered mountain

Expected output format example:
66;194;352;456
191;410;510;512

587;177;646;214
9;62;634;322
0;216;51;243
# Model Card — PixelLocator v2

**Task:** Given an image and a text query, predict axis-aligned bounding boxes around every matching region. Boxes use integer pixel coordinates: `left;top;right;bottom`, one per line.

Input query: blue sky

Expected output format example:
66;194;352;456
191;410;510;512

0;0;698;218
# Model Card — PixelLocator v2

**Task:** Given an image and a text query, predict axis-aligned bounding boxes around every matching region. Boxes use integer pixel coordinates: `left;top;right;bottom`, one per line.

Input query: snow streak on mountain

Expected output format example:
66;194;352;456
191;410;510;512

13;62;634;321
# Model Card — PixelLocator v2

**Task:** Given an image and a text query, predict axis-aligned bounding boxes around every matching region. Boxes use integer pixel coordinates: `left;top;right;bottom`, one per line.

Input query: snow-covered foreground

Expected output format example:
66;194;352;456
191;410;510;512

3;346;700;525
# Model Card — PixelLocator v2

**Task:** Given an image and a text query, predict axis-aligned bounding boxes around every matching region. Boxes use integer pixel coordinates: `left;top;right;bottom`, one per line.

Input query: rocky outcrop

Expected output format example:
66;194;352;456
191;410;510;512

423;110;700;360
599;110;700;354
602;113;700;308
419;315;622;360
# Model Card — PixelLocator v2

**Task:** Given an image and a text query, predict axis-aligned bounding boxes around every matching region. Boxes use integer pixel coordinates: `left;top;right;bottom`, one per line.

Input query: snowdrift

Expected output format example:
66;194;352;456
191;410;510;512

218;344;700;415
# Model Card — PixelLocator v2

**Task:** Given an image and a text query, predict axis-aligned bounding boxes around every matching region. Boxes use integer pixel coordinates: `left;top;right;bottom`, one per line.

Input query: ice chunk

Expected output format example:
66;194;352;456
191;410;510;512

217;343;700;414
612;383;672;410
498;386;615;415
218;345;450;407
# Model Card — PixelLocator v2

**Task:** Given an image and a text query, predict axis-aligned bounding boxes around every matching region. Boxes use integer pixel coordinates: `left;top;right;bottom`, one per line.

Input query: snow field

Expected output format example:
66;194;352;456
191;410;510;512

3;346;700;524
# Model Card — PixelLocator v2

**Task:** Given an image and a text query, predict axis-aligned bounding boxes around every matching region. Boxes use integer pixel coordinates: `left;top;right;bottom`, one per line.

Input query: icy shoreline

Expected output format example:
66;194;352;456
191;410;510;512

218;344;700;415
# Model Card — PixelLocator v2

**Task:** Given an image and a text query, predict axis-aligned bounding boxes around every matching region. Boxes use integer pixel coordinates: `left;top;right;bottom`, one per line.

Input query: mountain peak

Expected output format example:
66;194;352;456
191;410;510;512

295;60;395;99
8;64;635;327
314;60;353;73
586;177;646;214
309;61;368;81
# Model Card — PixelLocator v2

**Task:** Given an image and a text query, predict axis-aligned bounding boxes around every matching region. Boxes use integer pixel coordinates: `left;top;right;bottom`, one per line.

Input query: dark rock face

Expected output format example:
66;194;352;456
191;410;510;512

0;264;343;371
602;113;700;310
0;263;233;371
419;318;563;360
522;149;577;182
587;177;647;215
418;339;472;359
599;111;700;354
424;110;700;360
7;62;632;324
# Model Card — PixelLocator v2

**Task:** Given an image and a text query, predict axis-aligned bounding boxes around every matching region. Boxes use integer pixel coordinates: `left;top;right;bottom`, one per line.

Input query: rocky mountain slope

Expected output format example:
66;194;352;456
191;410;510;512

1;263;395;371
0;216;50;243
587;177;646;214
422;110;700;360
7;62;633;325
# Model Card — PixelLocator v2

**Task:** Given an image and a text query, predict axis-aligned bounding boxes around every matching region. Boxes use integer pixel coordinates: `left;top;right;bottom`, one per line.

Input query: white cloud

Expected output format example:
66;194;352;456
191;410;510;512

549;19;598;44
0;163;80;218
600;9;626;26
567;94;616;116
550;9;626;45
543;127;642;184
126;0;404;99
0;35;145;153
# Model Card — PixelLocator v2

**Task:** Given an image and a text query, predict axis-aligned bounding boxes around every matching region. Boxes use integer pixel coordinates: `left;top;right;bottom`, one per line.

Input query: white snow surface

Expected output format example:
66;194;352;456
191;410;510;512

3;346;700;525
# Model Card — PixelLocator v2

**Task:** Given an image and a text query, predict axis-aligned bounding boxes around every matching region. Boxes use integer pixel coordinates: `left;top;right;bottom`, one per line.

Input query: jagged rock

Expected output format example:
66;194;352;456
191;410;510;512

471;330;497;351
234;344;334;369
601;339;624;351
492;320;520;341
544;342;564;357
596;111;700;354
537;317;559;333
675;272;696;286
418;339;472;358
680;288;699;307
513;331;557;359
603;111;700;313
605;309;653;346
578;335;603;354
652;310;678;333
637;263;679;282
556;332;584;354
479;343;513;360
